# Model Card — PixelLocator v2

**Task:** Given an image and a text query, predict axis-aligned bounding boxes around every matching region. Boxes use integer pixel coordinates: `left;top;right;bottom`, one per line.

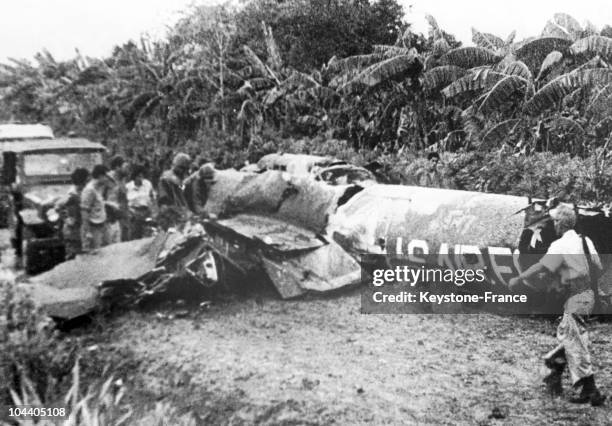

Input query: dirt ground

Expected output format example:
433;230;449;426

104;288;612;425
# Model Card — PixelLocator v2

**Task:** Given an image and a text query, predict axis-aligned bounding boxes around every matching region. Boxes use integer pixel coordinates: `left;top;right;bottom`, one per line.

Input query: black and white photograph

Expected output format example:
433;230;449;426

1;0;612;424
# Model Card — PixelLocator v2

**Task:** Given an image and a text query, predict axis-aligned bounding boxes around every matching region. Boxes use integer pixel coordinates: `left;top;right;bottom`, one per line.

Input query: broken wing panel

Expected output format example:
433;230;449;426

261;239;361;299
16;283;98;319
216;214;325;252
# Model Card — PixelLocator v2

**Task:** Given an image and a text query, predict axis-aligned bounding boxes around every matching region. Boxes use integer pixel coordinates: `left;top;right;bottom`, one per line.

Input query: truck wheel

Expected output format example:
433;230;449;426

23;239;39;275
23;238;66;275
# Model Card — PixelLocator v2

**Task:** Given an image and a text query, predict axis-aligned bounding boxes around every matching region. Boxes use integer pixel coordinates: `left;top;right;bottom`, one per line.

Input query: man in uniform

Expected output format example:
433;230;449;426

509;204;606;406
157;153;191;228
183;163;216;216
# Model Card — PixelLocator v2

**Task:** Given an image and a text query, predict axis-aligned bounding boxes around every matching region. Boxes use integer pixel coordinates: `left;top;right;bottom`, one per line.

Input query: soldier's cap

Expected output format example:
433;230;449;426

91;164;109;179
172;152;191;169
199;163;216;182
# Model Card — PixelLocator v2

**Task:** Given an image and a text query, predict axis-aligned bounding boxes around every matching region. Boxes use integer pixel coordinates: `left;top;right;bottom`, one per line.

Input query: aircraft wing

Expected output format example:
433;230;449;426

204;213;361;298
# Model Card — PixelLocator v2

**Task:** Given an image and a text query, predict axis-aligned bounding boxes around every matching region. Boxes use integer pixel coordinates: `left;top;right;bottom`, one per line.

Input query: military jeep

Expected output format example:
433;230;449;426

1;137;106;274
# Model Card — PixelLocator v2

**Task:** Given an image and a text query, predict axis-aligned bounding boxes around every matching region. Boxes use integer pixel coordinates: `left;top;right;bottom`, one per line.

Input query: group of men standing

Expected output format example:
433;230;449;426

58;152;211;258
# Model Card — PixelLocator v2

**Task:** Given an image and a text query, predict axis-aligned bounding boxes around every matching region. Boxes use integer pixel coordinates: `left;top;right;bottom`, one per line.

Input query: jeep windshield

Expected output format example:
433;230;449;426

23;151;103;177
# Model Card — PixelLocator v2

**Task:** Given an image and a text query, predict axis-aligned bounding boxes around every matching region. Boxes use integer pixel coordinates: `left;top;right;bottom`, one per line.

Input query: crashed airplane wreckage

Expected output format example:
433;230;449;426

19;170;363;320
18;169;612;320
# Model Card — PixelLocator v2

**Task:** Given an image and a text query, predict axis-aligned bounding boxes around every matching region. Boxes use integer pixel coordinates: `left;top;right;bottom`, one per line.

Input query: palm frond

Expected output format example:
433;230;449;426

503;60;533;81
261;22;283;71
505;30;517;46
537;51;564;80
432;39;451;57
587;84;612;119
425;14;443;40
441;69;504;98
524;68;612;115
478;75;528;114
516;37;572;72
542;13;583;40
423;65;467;92
373;45;413;57
280;71;319;91
242;45;271;79
440;47;500;69
570;36;612;61
342;53;422;93
481;119;522;149
471;28;504;51
325;53;385;75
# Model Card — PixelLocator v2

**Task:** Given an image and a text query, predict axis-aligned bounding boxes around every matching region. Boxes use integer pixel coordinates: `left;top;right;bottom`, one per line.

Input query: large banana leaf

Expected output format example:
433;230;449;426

523;68;612;115
481;119;522;149
441;69;504;98
576;55;609;71
281;71;319;91
505;31;517;46
425;14;443;40
424;55;439;71
328;68;362;89
432;39;451;57
516;37;572;72
570;36;612;61
503;61;533;81
537;51;563;80
587;84;612;119
440;47;500;69
325;53;385;75
342;54;422;93
542;13;582;40
423;65;466;91
373;45;414;57
478;75;528;114
492;52;517;72
461;108;486;141
262;23;283;71
471;28;504;51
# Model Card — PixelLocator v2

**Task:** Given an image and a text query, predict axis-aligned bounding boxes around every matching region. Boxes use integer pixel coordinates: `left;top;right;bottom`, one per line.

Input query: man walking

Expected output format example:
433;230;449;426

80;165;110;252
509;204;606;406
